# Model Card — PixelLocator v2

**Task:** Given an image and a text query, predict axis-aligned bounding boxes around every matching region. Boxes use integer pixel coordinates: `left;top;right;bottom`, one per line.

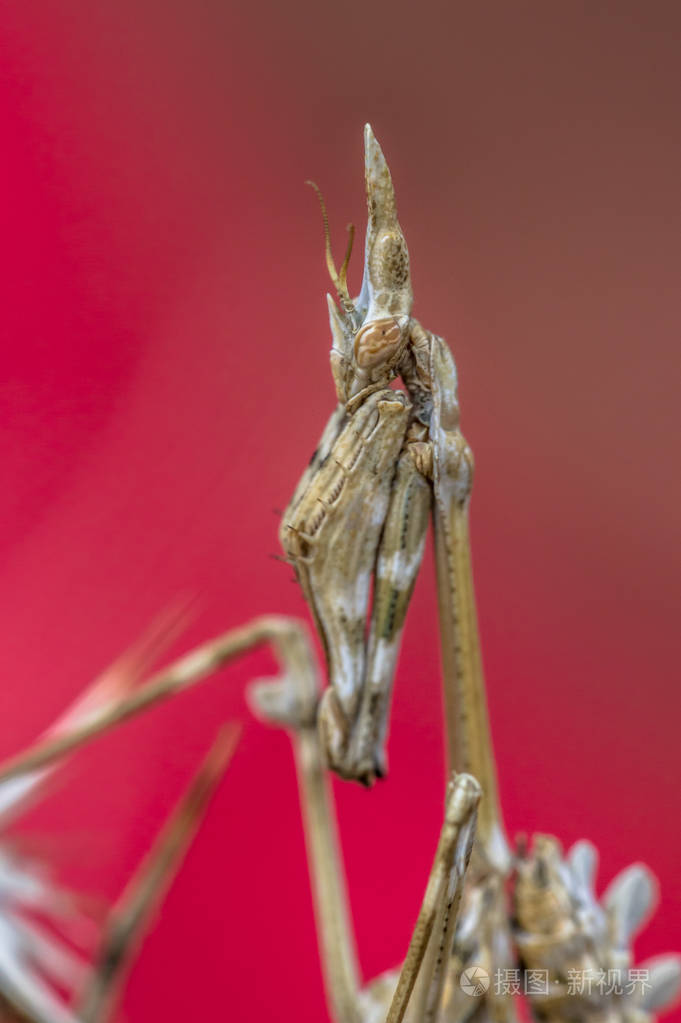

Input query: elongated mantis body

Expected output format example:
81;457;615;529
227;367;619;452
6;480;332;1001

280;125;506;873
266;126;680;1023
0;126;678;1023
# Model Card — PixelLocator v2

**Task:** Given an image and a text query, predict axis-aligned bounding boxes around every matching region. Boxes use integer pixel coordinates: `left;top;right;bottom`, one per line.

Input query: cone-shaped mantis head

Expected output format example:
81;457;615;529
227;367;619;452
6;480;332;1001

312;124;413;404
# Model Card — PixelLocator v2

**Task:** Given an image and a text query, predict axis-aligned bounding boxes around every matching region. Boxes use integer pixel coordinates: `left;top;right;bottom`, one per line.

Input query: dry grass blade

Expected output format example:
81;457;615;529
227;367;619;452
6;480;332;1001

76;723;240;1023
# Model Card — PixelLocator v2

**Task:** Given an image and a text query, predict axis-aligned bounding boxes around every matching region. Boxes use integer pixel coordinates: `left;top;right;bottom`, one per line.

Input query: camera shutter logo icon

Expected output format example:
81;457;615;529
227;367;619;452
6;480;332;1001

460;966;490;996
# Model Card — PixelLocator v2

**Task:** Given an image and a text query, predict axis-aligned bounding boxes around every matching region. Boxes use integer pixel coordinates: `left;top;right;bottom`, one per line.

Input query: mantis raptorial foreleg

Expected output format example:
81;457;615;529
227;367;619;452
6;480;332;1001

342;447;431;783
282;389;410;730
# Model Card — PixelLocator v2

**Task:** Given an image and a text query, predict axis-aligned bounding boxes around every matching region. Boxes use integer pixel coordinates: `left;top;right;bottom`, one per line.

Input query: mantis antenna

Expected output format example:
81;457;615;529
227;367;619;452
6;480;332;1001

306;180;356;319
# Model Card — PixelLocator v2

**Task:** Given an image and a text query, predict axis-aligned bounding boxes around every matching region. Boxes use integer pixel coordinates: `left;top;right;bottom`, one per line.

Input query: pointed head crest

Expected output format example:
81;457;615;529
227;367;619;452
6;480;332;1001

357;123;413;325
310;125;414;402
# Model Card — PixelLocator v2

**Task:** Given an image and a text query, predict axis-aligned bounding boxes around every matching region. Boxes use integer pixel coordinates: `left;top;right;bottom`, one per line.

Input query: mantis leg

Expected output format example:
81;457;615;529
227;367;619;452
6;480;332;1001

294;732;362;1023
384;773;480;1023
0;616;302;786
0;615;353;1021
247;622;363;1023
427;331;509;873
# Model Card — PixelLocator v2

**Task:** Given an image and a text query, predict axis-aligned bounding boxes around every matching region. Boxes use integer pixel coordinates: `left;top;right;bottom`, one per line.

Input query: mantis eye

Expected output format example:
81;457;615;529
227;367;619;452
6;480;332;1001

354;317;403;369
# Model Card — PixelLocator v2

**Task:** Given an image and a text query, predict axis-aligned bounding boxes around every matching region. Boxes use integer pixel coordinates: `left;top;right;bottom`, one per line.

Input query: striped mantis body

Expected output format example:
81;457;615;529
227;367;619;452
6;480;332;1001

0;127;677;1023
266;127;680;1023
280;126;504;857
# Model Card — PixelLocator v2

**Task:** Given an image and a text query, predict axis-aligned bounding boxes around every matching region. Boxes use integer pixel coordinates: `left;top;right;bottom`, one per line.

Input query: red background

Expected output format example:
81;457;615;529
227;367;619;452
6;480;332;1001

1;2;680;1020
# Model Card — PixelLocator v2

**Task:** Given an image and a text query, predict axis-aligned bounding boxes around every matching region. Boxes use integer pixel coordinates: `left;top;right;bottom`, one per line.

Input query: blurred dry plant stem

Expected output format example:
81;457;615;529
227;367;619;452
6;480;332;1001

0;614;318;1023
0;127;678;1023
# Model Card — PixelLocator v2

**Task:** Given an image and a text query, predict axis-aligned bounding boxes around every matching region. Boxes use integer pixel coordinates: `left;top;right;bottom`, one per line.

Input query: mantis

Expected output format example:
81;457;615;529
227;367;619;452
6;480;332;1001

267;125;681;1022
0;125;677;1023
281;124;505;863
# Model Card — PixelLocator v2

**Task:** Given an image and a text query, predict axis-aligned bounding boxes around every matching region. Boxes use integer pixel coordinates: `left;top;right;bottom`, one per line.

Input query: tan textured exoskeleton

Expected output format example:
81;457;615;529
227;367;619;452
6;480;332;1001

253;126;681;1023
281;128;502;858
0;126;677;1023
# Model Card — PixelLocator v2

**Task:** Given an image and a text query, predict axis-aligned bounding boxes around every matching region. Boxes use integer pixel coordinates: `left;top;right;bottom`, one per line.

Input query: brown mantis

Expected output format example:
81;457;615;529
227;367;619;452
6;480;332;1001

265;125;681;1022
0;125;678;1023
281;124;506;863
